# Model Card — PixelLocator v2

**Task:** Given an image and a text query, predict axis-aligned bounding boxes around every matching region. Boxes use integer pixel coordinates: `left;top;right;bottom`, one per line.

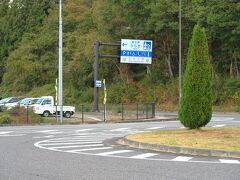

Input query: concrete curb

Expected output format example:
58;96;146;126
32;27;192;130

120;137;240;159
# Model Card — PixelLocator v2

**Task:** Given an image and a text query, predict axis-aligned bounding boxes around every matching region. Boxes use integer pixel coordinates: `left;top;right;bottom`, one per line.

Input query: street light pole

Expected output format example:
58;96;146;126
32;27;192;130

59;0;63;123
179;0;182;102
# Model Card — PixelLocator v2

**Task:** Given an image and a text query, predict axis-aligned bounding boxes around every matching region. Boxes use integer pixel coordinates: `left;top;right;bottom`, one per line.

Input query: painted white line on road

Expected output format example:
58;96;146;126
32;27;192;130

47;137;98;141
46;139;100;143
86;116;102;121
40;141;102;146
172;156;193;162
0;131;12;134
147;127;163;130
67;147;112;152
130;153;158;159
34;135;55;139
50;144;104;149
212;124;225;128
0;134;25;137
37;130;57;133
96;150;133;156
75;129;94;132
211;117;235;122
109;128;129;132
219;159;240;164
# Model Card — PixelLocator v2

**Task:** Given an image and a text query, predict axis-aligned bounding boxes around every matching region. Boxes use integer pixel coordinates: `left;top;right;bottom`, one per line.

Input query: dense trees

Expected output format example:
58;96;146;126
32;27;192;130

0;0;239;107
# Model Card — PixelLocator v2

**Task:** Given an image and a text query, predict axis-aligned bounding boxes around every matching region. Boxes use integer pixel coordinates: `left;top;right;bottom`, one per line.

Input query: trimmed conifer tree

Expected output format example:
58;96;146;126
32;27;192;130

179;24;212;129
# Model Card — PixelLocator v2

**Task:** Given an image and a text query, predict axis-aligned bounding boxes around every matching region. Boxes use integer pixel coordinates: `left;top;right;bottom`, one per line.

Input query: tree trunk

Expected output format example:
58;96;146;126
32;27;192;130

234;53;239;78
230;59;233;78
165;54;174;78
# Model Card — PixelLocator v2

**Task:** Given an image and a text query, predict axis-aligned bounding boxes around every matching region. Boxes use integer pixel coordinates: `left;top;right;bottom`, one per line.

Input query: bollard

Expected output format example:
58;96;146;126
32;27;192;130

81;105;84;123
26;106;29;124
146;104;149;119
121;103;124;120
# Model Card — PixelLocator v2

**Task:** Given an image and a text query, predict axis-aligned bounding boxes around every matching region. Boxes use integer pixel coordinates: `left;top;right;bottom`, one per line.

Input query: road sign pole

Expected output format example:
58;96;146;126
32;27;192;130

93;41;100;112
58;0;63;123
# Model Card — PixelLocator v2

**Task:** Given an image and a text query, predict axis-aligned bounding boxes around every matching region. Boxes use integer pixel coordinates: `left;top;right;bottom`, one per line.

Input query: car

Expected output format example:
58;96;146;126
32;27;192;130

23;98;41;108
0;97;25;109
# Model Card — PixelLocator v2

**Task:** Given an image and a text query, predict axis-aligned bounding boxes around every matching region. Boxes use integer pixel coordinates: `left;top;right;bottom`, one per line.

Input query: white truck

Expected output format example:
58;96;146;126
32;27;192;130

33;96;75;118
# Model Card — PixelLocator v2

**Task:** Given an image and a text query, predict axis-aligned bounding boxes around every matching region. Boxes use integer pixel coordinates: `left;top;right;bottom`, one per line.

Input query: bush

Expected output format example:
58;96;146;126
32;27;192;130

179;25;212;129
8;106;42;124
0;112;11;124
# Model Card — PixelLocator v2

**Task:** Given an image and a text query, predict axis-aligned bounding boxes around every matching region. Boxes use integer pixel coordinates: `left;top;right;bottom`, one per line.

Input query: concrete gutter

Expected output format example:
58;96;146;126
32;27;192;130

119;137;240;159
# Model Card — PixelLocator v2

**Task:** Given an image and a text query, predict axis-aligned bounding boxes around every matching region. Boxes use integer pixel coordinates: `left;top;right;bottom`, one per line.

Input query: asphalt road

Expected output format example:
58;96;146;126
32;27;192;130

0;115;240;180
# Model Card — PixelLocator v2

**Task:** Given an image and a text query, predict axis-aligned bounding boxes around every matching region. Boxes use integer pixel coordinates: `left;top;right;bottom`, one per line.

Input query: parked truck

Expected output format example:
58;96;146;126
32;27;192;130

33;96;75;118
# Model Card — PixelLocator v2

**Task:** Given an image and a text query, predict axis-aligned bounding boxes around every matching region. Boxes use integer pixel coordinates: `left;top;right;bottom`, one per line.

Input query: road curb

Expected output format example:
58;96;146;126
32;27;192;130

120;137;240;159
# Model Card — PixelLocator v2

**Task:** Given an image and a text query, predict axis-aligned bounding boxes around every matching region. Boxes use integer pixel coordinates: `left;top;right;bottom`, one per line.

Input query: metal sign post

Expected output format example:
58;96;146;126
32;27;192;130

58;0;63;123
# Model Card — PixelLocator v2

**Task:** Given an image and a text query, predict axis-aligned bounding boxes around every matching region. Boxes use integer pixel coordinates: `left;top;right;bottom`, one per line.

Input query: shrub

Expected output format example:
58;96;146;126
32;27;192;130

179;25;212;129
0;112;11;124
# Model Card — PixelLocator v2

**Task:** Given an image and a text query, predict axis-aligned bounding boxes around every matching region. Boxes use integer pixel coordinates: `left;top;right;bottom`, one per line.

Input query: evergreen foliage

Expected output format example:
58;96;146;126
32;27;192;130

179;25;212;129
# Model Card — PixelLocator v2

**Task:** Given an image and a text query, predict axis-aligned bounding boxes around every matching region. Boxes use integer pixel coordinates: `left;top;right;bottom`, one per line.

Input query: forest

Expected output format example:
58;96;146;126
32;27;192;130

0;0;239;111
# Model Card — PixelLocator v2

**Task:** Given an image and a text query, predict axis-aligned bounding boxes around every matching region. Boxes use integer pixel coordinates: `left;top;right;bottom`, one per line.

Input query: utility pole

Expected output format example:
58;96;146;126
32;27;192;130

179;0;182;101
93;41;100;112
93;42;120;112
58;0;63;123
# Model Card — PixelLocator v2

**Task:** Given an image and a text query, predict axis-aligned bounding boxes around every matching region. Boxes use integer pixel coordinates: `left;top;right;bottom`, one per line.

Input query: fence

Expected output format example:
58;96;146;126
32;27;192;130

0;103;156;124
75;103;155;122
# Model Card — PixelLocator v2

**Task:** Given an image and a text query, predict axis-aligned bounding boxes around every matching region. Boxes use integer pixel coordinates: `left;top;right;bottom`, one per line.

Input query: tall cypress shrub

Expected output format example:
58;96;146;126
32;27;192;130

179;25;212;129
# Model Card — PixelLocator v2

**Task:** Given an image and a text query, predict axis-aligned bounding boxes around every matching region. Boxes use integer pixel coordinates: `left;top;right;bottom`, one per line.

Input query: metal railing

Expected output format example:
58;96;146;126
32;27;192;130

75;103;156;123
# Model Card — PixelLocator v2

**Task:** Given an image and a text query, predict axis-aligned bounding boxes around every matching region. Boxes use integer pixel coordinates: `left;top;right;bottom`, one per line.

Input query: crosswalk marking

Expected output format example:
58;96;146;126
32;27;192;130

37;130;57;133
0;131;12;134
50;144;104;149
130;153;158;159
67;147;112;152
96;150;133;156
47;139;99;143
40;141;102;146
172;156;193;162
75;129;94;132
219;159;240;164
147;127;163;130
109;128;129;132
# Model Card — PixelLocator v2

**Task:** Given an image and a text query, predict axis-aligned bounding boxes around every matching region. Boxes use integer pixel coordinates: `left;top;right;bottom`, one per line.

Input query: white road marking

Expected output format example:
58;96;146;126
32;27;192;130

40;141;102;146
0;131;12;134
130;153;158;159
219;159;240;164
67;147;112;152
86;116;102;121
212;124;225;128
211;117;234;121
34;135;55;139
50;144;104;149
109;128;129;132
75;129;94;132
37;130;57;133
172;156;193;162
96;150;133;156
0;134;25;137
147;127;163;130
46;139;100;143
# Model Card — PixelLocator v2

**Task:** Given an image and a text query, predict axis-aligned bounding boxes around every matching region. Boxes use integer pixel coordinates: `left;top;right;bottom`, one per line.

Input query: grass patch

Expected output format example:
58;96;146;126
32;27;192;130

128;127;240;152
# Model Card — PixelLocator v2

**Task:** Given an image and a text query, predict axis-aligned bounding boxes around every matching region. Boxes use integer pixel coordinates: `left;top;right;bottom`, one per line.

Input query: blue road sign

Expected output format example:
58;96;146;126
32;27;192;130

120;39;153;64
95;80;102;88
